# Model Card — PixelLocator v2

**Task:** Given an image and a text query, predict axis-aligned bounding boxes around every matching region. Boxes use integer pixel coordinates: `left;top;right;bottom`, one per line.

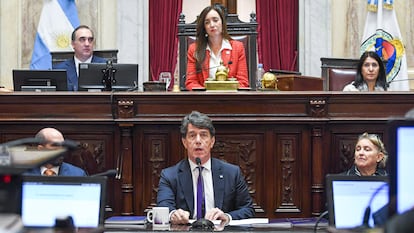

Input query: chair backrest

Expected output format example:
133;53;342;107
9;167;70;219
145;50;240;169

178;13;258;90
51;49;119;66
320;57;359;91
328;68;357;91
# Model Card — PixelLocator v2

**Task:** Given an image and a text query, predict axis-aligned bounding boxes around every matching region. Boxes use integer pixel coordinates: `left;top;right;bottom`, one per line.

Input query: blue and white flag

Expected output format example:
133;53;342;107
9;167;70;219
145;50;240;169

30;0;80;70
361;0;409;91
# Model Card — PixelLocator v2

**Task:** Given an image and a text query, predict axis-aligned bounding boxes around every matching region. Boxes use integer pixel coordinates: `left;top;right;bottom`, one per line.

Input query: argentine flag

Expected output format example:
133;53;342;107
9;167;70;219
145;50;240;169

361;0;409;91
30;0;80;70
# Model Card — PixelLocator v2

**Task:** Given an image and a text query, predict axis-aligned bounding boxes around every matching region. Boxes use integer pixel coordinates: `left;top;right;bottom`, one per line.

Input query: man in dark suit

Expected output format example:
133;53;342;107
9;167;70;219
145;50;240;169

157;111;254;225
53;25;106;91
24;127;87;176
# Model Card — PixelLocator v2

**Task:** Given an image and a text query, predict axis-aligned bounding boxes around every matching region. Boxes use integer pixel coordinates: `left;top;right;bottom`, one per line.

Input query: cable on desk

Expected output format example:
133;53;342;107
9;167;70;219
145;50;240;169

314;210;328;233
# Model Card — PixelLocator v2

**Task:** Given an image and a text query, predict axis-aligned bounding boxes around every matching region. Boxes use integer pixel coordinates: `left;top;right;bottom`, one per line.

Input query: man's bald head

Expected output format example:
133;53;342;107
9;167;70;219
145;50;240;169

35;128;64;148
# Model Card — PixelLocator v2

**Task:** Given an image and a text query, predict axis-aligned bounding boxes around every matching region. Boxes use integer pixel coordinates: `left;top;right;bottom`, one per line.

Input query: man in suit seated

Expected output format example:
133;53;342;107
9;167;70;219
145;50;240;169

24;127;87;176
157;111;254;225
53;25;106;91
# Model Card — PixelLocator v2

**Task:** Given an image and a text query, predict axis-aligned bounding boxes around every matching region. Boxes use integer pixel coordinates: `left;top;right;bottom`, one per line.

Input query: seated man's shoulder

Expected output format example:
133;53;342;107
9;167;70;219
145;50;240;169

213;158;239;171
60;162;87;176
92;56;107;63
53;59;73;69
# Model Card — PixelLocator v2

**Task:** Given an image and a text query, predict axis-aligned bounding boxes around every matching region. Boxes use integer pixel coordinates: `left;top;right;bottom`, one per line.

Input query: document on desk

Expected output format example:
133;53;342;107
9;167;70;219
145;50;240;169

229;218;292;228
228;218;269;226
104;216;147;228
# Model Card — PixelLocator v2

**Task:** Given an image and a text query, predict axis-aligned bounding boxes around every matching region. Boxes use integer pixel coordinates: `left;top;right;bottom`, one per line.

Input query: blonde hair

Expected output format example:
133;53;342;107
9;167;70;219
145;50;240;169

357;132;388;168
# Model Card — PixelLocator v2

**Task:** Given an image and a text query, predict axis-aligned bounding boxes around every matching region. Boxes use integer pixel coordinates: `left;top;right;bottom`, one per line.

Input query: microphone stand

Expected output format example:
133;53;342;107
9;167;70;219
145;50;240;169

357;182;389;229
101;60;117;91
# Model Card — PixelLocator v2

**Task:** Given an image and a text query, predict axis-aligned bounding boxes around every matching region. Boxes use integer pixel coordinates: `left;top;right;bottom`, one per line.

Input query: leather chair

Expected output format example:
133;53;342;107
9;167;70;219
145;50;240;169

51;49;119;67
178;13;258;90
328;68;357;91
320;57;359;91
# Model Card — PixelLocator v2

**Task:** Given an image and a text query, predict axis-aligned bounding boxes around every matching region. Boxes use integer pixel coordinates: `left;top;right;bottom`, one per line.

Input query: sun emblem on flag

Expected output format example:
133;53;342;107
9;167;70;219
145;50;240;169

55;33;71;49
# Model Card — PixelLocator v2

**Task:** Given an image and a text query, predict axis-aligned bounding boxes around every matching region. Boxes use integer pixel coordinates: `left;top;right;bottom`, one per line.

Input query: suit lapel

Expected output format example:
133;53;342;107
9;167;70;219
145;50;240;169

212;159;225;209
178;160;194;216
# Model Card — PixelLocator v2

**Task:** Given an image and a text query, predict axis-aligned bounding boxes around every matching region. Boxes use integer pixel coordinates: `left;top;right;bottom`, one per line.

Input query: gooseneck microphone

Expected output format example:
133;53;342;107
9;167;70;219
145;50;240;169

195;157;202;165
360;182;389;228
91;169;117;178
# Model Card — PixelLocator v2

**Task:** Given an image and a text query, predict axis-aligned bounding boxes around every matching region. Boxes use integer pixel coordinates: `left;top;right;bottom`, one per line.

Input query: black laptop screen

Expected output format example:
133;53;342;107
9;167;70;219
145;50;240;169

12;69;68;91
78;63;138;91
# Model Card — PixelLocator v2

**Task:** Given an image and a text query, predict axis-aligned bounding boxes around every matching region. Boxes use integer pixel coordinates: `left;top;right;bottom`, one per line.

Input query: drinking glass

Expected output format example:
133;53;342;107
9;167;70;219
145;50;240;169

159;72;172;91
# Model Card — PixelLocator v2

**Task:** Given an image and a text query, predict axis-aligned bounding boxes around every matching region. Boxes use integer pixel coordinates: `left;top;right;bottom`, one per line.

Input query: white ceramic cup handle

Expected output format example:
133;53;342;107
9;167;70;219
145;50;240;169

146;210;154;223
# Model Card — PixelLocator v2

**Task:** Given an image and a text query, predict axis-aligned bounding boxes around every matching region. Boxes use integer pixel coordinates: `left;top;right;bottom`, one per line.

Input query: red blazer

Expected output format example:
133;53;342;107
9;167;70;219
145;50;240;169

185;40;249;90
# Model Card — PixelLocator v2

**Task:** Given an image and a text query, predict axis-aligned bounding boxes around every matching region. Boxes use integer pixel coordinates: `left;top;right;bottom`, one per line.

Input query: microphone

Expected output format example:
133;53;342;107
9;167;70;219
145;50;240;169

195;157;202;166
387;78;414;85
51;139;80;150
90;169;117;177
359;182;389;229
0;137;44;148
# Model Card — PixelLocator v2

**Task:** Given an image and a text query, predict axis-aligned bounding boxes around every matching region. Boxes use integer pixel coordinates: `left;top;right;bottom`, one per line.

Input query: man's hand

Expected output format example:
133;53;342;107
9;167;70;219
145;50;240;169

170;209;190;225
204;207;230;225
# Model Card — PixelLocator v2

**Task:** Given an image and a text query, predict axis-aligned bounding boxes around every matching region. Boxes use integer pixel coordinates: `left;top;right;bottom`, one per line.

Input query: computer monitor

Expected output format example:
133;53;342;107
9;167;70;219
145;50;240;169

78;63;139;91
326;175;389;229
388;119;414;217
21;176;107;228
12;69;68;91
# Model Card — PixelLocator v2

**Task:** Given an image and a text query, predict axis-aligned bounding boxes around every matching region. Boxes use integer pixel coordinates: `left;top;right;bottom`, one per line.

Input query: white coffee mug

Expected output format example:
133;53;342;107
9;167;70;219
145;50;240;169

147;207;170;228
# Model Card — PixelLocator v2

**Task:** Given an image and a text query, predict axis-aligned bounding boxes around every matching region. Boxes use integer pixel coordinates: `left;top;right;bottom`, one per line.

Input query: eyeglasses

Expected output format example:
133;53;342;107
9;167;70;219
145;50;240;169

76;37;94;43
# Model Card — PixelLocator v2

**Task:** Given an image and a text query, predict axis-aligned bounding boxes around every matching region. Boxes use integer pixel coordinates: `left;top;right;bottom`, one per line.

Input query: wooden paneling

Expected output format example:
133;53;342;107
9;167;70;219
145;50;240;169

0;92;413;218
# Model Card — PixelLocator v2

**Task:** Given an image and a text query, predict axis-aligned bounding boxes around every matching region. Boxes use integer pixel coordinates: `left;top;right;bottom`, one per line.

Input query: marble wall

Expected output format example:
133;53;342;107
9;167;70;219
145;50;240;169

0;0;412;90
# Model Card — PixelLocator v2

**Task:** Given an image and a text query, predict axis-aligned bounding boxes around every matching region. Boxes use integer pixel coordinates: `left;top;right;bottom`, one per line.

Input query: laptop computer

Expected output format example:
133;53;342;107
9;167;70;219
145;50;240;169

325;174;389;229
12;69;68;91
21;175;107;228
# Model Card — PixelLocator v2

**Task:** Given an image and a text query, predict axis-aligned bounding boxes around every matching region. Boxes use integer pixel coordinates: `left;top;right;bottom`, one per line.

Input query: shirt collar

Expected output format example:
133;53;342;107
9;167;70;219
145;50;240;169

40;165;60;175
206;39;232;52
189;158;212;171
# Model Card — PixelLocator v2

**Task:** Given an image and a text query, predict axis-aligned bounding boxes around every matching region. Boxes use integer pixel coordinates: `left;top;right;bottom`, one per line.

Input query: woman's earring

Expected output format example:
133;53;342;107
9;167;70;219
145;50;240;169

205;33;208;37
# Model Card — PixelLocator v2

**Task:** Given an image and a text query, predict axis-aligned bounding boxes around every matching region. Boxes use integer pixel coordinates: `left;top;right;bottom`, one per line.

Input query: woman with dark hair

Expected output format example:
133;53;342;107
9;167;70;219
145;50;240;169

343;51;388;91
185;5;249;90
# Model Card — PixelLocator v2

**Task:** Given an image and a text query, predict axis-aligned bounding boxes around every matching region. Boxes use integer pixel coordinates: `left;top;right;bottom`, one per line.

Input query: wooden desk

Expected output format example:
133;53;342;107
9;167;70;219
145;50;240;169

1;91;413;219
276;75;323;91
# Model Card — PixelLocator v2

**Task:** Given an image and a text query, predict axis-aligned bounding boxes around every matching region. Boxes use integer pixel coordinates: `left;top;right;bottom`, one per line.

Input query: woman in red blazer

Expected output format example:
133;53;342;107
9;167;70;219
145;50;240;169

185;5;249;90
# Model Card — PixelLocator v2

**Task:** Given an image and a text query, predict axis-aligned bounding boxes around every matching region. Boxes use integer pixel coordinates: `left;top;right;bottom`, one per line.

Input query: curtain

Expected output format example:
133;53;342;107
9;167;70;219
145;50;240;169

256;0;298;71
149;0;183;84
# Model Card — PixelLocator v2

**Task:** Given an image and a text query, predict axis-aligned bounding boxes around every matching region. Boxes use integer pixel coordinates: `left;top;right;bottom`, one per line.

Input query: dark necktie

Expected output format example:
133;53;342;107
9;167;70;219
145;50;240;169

196;166;204;219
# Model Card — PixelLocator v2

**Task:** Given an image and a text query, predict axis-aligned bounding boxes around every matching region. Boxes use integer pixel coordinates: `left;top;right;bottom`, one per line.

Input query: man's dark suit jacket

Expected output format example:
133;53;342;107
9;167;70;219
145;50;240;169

157;158;255;220
53;55;106;91
24;162;87;176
